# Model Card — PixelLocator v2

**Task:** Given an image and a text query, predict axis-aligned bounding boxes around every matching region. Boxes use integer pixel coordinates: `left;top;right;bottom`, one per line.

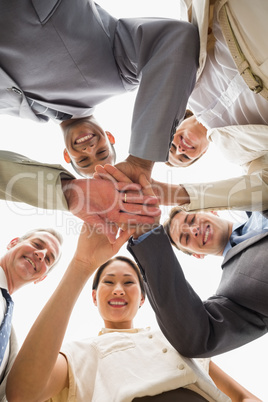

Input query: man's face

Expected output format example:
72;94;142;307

168;115;209;167
7;231;61;284
169;211;231;257
61;116;115;177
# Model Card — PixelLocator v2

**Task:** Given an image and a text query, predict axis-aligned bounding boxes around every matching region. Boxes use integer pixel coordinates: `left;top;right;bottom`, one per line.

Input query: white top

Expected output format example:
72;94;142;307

188;14;268;129
48;328;230;402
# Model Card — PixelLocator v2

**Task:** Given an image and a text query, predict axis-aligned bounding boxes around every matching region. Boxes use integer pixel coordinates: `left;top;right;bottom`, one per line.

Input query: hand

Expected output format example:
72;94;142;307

94;164;134;184
73;222;135;271
62;178;160;243
94;165;161;235
132;174;161;238
115;155;154;183
95;165;190;207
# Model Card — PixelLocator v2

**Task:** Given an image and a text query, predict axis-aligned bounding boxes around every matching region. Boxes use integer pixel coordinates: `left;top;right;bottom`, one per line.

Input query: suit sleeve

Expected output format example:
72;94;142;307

127;226;267;357
116;18;199;162
0;151;75;210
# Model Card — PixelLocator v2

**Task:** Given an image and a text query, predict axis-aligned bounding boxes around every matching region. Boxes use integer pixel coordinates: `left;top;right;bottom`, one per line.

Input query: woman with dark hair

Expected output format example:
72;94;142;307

6;225;260;401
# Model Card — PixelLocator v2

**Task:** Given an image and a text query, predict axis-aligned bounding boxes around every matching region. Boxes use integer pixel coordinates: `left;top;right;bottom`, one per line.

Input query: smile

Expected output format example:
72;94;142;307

24;257;36;271
203;225;210;245
108;301;127;306
75;133;94;144
180;136;194;150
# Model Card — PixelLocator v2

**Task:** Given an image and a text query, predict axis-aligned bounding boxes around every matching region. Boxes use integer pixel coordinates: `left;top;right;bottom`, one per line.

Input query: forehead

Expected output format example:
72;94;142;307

101;260;138;279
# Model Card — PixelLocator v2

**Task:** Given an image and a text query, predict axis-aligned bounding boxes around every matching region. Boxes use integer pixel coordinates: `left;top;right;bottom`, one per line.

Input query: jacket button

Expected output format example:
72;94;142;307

162;348;168;353
177;363;185;370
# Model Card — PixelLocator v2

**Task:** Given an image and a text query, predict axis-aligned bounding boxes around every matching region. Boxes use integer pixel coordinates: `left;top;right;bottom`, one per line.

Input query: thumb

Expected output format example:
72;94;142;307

113;228;136;251
139;174;156;197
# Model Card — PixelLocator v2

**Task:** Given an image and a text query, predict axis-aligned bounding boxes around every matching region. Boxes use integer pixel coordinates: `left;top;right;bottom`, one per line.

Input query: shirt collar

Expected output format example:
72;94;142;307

0;267;8;290
98;327;149;336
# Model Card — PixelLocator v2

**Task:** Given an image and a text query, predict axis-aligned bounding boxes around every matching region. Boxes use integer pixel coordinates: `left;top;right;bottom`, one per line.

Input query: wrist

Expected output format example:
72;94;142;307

61;179;74;208
127;155;154;173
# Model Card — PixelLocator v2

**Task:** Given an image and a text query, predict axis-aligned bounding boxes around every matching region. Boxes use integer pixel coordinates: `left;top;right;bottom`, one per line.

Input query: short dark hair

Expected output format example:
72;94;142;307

92;256;146;298
166;109;202;168
163;207;192;256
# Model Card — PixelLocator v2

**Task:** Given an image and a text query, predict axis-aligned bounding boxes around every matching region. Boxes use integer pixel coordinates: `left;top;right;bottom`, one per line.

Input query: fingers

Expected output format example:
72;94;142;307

120;192;159;206
116;182;141;192
113;227;136;251
102;164;133;183
117;213;159;225
94;165;116;182
139;174;157;198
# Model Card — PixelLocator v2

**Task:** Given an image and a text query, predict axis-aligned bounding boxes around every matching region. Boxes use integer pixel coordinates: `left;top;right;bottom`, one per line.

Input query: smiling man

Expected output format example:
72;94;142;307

164;208;233;258
0;227;62;398
61;116;116;177
127;208;268;358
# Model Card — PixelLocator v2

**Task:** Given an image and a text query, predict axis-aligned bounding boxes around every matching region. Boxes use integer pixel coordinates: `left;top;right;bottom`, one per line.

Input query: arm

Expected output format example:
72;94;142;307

152;161;268;211
0;151;160;243
127;226;267;357
6;225;133;402
183;163;268;212
209;361;262;402
118;18;199;163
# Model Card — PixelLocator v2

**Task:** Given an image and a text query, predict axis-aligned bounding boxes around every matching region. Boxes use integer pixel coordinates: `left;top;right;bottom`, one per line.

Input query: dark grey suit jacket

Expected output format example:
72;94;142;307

0;0;199;162
127;223;268;358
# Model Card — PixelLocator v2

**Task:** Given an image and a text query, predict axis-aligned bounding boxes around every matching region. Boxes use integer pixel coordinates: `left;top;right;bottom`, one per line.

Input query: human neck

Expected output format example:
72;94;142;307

0;255;15;294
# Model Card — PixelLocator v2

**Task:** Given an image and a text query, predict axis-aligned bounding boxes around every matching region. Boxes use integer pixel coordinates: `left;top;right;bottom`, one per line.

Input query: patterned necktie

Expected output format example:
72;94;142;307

26;96;72;121
0;289;14;366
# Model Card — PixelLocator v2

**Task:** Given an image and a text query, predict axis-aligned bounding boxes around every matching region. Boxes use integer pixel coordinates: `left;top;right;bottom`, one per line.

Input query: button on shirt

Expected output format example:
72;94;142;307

223;212;268;257
0;267;10;382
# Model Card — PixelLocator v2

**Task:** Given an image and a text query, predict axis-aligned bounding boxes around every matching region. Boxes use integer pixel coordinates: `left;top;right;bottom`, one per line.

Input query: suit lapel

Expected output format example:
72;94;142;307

223;231;268;266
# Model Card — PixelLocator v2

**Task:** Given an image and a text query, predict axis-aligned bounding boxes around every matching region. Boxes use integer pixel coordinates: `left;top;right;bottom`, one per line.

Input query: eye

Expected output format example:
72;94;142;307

78;157;88;165
190;215;196;224
124;281;134;285
103;280;113;285
181;154;190;160
45;256;50;264
185;234;190;245
170;143;176;153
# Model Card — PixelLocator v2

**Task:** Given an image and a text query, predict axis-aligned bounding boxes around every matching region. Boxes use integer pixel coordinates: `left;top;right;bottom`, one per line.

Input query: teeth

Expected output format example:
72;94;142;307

181;137;193;149
204;227;210;244
25;257;36;270
76;135;92;144
109;302;126;306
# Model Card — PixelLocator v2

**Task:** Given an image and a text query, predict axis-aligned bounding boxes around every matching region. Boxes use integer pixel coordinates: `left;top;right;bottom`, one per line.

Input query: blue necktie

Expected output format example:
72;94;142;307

0;289;14;366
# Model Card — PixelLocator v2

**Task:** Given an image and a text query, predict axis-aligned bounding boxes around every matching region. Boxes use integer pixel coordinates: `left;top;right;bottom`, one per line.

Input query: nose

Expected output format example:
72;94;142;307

189;225;199;237
34;249;46;261
113;285;125;296
81;143;96;153
177;143;186;153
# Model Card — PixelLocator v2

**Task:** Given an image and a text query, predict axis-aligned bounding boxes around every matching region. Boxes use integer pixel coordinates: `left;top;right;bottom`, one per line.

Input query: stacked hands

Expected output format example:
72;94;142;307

62;156;162;243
